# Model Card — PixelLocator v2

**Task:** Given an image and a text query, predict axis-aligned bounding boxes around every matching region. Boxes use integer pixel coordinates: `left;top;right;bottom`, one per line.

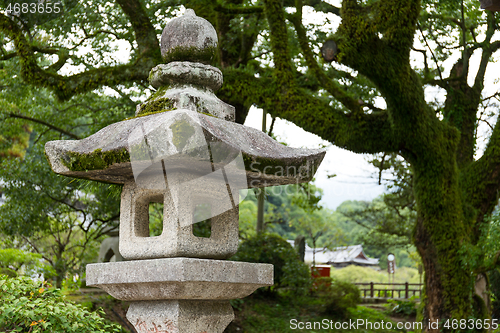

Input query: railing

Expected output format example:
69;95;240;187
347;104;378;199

354;282;423;299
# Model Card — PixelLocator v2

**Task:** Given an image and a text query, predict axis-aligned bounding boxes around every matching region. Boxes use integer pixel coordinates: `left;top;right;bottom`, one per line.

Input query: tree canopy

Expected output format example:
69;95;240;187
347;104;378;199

1;0;500;330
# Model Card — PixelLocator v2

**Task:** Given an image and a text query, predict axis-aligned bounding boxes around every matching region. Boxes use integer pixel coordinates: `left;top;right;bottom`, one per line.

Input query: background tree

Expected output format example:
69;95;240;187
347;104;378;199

0;151;121;287
2;0;500;329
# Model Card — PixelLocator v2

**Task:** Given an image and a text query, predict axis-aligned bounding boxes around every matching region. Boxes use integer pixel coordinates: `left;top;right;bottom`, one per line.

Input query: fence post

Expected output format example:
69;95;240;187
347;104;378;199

405;282;409;299
370;282;374;298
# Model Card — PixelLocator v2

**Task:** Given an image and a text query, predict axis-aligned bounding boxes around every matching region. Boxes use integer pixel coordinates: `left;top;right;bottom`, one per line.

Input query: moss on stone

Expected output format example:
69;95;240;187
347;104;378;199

136;97;175;117
61;148;130;172
124;108;177;121
147;86;169;101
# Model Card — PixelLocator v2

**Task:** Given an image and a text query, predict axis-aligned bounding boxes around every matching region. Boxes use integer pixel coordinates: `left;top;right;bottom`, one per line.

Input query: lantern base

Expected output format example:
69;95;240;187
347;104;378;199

86;258;273;301
127;300;234;333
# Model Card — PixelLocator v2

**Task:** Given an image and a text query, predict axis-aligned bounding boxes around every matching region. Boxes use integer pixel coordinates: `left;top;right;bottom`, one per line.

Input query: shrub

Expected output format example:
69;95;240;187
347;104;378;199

231;233;311;295
0;275;122;332
387;297;417;317
330;265;420;284
314;278;361;319
0;248;50;277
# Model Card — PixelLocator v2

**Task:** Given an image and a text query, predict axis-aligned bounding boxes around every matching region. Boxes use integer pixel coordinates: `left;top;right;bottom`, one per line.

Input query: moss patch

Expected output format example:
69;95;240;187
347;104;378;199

136;97;175;117
61;148;130;172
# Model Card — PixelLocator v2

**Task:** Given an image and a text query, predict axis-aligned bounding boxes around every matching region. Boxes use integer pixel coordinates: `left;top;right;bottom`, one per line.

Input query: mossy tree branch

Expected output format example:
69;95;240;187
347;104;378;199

287;6;363;115
473;11;500;92
303;0;340;16
114;0;161;60
0;0;161;101
256;0;397;154
440;12;500;169
461;115;500;229
214;4;264;14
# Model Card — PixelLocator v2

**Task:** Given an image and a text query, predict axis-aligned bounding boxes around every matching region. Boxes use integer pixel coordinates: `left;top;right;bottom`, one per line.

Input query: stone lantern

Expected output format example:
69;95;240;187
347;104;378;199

45;9;325;333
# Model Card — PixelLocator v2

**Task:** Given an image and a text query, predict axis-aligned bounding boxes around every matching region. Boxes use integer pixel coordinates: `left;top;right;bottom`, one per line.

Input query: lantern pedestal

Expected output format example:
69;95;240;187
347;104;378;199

87;258;273;333
126;300;234;333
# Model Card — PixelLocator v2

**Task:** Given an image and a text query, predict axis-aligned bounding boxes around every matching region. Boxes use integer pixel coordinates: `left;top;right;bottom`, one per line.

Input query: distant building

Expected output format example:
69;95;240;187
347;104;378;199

287;241;379;268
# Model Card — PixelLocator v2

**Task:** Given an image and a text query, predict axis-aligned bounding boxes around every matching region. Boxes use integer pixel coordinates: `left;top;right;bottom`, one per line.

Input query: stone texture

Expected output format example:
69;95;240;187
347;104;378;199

45;109;325;187
160;9;217;64
137;83;235;120
119;179;239;260
98;236;123;262
127;300;234;333
86;258;273;301
149;62;223;91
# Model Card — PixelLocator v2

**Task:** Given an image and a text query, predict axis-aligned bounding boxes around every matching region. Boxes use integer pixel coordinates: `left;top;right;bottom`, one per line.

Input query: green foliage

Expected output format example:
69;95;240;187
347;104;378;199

335;199;418;269
330;265;421;284
489;268;500;320
239;184;347;250
0;248;48;276
313;278;361;319
231;233;311;295
228;294;397;333
0;275;122;332
459;210;500;274
387;297;418;317
0;146;120;287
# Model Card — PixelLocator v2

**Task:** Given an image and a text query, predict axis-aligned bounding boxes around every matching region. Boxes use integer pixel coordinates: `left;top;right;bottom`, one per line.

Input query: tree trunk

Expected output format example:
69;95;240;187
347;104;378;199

412;149;474;331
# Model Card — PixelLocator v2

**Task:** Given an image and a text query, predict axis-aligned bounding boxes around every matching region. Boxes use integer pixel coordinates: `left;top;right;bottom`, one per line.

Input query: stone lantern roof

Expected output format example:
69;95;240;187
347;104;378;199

45;10;325;188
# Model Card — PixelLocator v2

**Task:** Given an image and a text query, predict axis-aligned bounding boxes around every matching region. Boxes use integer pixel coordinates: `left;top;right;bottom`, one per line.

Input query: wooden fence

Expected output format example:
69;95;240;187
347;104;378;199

354;282;423;299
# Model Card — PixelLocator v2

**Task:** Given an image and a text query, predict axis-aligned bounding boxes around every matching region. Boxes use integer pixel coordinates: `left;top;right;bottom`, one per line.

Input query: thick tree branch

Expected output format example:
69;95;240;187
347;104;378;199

461;116;500;225
303;0;340;16
114;0;160;59
214;4;264;14
287;7;363;114
473;12;499;92
0;3;160;101
220;0;398;154
0;51;17;60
